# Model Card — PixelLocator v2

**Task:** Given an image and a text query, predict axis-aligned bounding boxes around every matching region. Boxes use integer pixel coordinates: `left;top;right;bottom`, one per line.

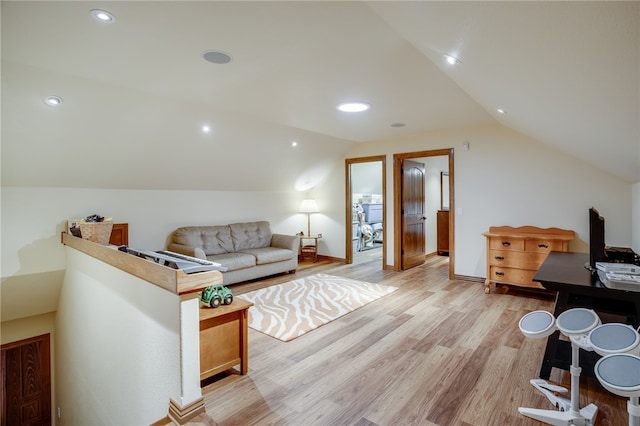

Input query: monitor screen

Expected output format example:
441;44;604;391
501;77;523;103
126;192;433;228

589;207;606;268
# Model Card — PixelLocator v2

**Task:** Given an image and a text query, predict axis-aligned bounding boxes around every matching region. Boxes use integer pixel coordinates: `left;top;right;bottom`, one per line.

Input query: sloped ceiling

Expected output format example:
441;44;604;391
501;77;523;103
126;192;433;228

2;1;638;192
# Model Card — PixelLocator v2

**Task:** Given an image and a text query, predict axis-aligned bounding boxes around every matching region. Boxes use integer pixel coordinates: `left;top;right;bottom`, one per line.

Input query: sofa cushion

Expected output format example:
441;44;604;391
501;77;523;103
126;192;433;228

239;247;294;265
173;226;234;255
229;221;272;251
206;252;256;271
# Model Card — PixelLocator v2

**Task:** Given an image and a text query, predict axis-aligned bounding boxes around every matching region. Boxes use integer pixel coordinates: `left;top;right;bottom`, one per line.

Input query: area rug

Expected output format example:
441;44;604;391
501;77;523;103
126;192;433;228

239;273;397;342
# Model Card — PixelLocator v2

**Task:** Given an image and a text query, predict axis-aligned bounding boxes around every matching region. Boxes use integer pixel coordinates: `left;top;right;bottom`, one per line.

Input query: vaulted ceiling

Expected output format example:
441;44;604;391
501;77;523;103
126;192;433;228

2;1;638;191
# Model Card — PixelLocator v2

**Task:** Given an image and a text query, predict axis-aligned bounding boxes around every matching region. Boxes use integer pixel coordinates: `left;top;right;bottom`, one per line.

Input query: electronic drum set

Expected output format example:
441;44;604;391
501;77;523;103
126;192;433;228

519;307;640;426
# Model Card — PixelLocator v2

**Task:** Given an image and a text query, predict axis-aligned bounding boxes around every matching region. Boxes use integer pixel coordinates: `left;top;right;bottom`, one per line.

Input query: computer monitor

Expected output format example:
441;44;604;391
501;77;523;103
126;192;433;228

589;207;606;269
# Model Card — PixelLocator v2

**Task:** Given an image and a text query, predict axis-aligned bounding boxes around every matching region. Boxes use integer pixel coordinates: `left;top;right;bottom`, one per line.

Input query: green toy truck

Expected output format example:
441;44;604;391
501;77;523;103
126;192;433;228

199;284;234;308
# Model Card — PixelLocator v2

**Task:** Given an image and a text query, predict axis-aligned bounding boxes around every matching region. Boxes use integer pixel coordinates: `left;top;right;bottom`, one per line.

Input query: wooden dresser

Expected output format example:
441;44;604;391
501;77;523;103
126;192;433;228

436;210;449;256
482;226;574;294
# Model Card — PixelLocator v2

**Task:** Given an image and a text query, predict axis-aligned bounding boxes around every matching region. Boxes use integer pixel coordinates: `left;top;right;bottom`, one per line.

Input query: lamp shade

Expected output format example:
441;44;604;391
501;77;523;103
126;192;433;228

299;199;319;213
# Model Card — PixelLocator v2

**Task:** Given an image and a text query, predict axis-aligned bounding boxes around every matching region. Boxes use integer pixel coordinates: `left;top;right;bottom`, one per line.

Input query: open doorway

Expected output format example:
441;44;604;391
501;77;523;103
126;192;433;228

345;156;386;268
394;149;454;279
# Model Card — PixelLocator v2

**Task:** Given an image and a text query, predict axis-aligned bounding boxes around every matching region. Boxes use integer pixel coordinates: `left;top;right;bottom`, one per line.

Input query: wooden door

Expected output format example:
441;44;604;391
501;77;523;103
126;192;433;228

2;334;51;426
401;159;426;270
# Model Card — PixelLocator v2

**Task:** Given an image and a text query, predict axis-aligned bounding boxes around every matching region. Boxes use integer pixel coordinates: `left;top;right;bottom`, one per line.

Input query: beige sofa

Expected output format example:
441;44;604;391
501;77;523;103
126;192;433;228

167;221;299;285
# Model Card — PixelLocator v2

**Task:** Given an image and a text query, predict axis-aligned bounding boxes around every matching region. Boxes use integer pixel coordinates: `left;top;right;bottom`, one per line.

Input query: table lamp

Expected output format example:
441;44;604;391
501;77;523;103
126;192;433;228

299;199;319;237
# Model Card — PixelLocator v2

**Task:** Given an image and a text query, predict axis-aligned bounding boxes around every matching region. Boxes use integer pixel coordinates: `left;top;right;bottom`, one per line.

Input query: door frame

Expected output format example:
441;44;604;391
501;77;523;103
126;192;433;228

393;148;454;279
344;155;386;267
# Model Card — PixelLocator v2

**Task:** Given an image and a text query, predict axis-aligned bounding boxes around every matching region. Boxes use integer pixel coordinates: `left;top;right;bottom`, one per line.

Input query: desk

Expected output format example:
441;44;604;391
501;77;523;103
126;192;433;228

534;252;640;379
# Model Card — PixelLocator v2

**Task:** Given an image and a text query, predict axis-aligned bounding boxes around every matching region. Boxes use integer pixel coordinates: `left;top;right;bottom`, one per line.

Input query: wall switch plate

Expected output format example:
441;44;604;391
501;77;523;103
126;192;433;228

462;142;470;151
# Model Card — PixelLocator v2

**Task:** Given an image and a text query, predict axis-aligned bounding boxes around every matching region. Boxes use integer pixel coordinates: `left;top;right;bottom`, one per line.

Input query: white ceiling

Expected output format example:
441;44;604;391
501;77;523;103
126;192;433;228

2;1;638;191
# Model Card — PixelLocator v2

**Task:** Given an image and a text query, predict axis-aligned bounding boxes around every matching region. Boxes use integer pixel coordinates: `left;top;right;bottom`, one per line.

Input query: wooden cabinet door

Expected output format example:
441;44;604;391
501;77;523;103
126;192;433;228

108;223;129;246
2;334;51;426
437;210;449;255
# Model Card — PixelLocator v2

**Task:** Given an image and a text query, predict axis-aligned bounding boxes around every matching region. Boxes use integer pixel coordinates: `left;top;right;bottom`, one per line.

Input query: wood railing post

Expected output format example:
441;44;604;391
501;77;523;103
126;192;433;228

168;294;205;424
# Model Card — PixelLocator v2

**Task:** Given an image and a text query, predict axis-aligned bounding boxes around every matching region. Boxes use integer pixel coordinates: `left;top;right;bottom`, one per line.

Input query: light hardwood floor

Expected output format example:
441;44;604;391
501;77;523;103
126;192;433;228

192;252;627;426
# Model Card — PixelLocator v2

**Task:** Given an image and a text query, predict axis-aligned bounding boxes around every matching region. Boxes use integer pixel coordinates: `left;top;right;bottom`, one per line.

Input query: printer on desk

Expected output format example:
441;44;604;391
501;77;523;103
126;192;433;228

588;207;640;269
605;246;640;265
596;262;640;291
596;246;640;291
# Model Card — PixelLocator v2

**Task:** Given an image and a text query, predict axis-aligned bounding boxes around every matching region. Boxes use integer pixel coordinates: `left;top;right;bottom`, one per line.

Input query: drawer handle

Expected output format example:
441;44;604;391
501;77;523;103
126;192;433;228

494;256;504;261
501;241;511;246
495;272;505;276
538;243;549;248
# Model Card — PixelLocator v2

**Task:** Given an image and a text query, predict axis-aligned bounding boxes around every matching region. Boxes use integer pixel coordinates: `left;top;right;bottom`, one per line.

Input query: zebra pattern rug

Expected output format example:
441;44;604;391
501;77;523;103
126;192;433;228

239;273;397;342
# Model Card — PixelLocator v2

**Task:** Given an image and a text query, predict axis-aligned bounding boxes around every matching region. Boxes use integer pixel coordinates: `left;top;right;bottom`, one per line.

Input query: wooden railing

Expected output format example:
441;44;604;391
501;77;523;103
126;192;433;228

61;232;222;295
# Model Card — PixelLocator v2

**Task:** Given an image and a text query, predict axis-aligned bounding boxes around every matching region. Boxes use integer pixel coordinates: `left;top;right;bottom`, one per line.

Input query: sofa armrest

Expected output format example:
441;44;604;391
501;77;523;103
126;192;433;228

271;234;300;252
167;243;207;260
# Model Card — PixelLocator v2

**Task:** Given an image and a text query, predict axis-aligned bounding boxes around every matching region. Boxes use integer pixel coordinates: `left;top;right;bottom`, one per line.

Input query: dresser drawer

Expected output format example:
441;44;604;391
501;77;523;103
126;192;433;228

488;237;525;251
488;266;542;288
488;249;548;269
524;239;566;253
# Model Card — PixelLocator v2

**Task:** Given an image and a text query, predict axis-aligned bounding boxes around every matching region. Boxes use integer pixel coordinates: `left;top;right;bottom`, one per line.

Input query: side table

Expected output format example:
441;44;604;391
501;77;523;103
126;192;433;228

300;234;322;262
199;297;253;381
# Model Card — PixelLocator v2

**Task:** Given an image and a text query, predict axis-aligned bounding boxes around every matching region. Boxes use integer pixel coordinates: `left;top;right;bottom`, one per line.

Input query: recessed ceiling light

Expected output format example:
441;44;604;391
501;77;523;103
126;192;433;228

444;54;461;65
497;108;507;114
44;95;63;107
90;9;116;23
291;141;298;147
202;50;232;64
391;122;406;128
202;125;211;133
337;102;371;113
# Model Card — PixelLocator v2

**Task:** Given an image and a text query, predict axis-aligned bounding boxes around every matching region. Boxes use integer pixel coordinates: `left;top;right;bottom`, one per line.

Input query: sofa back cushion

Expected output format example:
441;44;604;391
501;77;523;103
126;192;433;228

173;225;234;255
229;221;272;251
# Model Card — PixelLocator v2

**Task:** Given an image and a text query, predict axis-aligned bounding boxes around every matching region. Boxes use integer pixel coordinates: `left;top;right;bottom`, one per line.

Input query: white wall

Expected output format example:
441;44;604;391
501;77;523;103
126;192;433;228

1;124;634;286
55;248;182;425
345;124;633;277
1;188;306;279
351;161;382;196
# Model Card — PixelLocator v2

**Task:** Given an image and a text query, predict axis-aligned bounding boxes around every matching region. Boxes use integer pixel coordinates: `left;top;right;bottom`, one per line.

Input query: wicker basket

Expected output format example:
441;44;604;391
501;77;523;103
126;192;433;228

79;222;113;244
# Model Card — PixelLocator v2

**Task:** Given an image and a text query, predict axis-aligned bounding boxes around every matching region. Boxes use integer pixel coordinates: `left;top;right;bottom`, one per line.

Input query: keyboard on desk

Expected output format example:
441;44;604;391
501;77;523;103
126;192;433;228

154;250;227;273
120;247;227;274
155;250;218;265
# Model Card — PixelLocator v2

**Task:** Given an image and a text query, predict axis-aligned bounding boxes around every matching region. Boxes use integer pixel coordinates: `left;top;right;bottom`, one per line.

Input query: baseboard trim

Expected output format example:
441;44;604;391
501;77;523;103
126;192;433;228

315;254;483;283
168;397;205;425
454;274;484;283
150;415;171;426
317;254;344;263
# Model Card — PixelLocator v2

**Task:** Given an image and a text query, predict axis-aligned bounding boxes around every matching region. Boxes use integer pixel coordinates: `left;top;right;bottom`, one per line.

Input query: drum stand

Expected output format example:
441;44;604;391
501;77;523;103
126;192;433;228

595;353;640;426
518;309;599;426
518;336;598;425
